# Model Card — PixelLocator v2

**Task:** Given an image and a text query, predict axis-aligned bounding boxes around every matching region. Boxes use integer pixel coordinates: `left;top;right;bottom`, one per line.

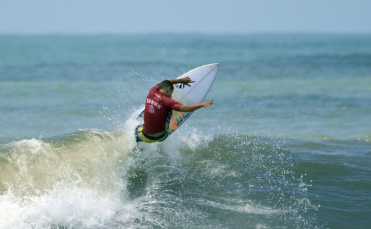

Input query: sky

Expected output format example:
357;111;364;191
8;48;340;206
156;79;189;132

1;0;371;34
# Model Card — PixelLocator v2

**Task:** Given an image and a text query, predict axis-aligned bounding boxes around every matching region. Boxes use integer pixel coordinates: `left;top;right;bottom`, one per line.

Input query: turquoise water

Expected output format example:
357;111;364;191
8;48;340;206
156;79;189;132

0;34;370;228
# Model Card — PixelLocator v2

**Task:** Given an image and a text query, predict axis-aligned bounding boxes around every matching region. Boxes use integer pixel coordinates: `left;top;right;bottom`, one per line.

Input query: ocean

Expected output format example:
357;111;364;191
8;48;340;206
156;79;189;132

0;34;370;228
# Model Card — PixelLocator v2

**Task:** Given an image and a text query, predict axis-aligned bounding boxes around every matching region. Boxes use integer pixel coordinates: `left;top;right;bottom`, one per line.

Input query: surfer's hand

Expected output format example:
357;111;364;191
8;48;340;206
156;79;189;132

202;100;214;108
182;76;195;87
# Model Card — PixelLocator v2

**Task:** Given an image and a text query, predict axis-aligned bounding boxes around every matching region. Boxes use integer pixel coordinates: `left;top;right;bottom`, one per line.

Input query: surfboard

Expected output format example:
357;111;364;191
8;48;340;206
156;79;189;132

137;63;218;139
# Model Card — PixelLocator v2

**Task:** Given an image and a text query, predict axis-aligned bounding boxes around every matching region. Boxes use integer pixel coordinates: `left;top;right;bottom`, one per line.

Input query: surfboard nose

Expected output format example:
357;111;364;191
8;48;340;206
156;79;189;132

207;63;218;68
211;63;218;73
205;63;218;73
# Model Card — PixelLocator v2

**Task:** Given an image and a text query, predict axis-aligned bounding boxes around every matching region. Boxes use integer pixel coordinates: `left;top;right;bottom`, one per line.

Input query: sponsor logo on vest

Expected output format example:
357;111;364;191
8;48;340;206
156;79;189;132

149;105;155;114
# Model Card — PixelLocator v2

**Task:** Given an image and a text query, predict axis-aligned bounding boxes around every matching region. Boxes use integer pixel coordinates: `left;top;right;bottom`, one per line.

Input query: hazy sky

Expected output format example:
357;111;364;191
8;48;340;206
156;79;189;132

1;0;370;34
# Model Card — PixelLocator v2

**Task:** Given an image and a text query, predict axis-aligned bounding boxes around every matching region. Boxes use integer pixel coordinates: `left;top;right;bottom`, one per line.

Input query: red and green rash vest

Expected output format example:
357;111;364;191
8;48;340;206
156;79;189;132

143;83;182;135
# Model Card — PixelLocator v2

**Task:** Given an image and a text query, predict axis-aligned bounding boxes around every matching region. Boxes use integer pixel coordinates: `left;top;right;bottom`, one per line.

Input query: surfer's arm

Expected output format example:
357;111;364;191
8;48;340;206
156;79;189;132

179;100;214;112
168;77;194;87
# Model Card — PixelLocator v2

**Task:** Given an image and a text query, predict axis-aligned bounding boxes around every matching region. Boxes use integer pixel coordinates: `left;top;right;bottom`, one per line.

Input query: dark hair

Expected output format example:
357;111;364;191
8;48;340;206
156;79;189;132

159;80;174;90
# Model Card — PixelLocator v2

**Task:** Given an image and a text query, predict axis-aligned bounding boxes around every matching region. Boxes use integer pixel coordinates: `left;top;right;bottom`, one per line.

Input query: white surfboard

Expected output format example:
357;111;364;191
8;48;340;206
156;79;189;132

137;63;218;137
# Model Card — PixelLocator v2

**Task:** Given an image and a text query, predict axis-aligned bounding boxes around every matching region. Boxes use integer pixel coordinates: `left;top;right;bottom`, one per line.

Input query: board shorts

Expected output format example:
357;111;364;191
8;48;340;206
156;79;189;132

135;124;169;143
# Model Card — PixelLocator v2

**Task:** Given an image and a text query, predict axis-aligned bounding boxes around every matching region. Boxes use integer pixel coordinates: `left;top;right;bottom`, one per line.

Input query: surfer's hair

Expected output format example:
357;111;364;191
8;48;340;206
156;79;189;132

159;80;174;90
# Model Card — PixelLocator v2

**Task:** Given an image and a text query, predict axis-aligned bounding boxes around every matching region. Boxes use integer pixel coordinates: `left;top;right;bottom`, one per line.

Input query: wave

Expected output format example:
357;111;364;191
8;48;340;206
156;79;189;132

0;116;325;228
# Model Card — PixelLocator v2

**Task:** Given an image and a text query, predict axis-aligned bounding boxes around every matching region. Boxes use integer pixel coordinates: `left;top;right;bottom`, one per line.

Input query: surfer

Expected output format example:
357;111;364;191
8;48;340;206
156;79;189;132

135;77;214;143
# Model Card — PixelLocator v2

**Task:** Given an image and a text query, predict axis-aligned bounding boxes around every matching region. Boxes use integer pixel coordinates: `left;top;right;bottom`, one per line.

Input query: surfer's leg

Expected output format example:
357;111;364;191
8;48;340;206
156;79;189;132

135;124;144;142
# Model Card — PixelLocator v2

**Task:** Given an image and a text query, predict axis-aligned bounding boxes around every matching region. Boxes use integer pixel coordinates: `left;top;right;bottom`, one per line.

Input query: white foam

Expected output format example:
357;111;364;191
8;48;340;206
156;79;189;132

0;127;140;228
0;184;128;229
